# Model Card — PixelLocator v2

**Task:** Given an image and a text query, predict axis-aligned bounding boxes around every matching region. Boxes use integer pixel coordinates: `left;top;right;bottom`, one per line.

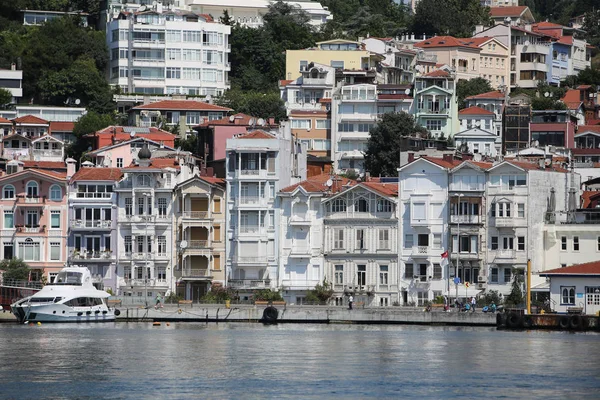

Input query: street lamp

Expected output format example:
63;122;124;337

143;192;151;308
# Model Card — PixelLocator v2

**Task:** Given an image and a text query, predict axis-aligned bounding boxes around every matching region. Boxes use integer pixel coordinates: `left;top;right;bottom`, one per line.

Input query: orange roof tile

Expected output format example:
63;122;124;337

132;100;232;112
414;36;481;50
70;167;123;183
420;156;460;169
237;130;275;139
27;169;66;180
49;121;75;132
577;125;600;134
489;6;529;18
561;89;582;110
557;36;573;45
91;126;176;142
465;91;505;100
0;117;12;124
199;176;225;186
361;182;398;197
540;260;600;276
196;113;278;128
459;106;495;116
13;115;49;125
423;69;450;78
22;161;66;170
581;191;600;209
279;79;294;87
280;174;355;194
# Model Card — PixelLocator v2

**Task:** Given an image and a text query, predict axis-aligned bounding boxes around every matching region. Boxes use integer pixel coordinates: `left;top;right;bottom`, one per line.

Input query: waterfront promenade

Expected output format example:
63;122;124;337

113;304;497;326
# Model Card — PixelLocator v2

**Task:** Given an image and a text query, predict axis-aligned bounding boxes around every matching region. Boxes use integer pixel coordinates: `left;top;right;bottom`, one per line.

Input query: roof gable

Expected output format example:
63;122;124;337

13;115;49;125
454;127;497;138
459;106;495;116
540;260;600;276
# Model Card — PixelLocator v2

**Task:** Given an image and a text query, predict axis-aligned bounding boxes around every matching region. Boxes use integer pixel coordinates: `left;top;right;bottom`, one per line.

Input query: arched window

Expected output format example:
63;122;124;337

49;185;62;201
561;287;575;305
26;181;38;198
3;184;15;199
137;174;151;187
331;199;346;212
377;199;392;213
355;198;369;212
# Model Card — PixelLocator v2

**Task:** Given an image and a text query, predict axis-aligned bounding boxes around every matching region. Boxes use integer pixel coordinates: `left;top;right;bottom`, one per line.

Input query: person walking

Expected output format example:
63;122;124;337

155;293;163;309
471;296;476;313
348;295;354;310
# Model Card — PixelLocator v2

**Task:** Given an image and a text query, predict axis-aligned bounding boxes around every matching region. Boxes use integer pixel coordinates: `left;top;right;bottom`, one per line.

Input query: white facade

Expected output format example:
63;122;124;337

0;67;22;102
277;186;325;304
107;9;231;96
0;106;86;122
323;184;399;307
398;158;450;306
464;93;505;139
454;128;498;158
280;63;335;115
114;158;188;297
540;270;600;315
225;125;306;297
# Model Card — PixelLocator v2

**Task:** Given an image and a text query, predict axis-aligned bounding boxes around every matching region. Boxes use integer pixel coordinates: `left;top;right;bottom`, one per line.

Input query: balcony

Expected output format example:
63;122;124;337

520;62;547;72
181;269;212;280
240;169;259;176
16;225;45;234
31;149;63;158
411;246;432;257
289;215;311;225
15;196;46;206
123;278;168;288
494;217;516;228
289;246;311;258
238;225;261;234
72;192;114;200
228;279;271;289
70;250;114;261
418;108;449;116
119;252;167;261
496;249;516;260
179;240;211;257
301;77;328;86
70;220;112;230
179;211;209;219
450;215;481;224
235;255;268;264
239;196;261;205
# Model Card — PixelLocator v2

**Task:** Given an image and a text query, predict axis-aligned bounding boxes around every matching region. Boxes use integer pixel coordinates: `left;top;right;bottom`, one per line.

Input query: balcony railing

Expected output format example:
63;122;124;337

74;192;113;199
70;250;114;260
240;196;260;205
181;269;211;278
239;225;260;234
180;211;209;219
450;215;481;224
32;149;63;157
497;249;516;259
236;256;268;263
240;169;259;175
228;279;270;289
494;217;515;227
70;220;112;229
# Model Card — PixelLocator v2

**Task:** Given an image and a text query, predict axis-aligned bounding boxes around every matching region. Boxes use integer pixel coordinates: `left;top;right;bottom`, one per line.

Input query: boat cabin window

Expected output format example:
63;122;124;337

63;297;104;307
55;271;83;285
28;297;56;303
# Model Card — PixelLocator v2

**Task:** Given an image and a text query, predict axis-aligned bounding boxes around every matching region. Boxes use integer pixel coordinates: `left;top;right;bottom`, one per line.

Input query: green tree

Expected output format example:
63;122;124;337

253;289;283;302
531;97;567;111
456;77;494;109
38;57;114;114
0;88;12;108
364;112;428;177
0;258;30;281
216;89;286;121
505;268;524;308
67;111;114;160
200;283;234;303
412;0;490;38
305;279;334;305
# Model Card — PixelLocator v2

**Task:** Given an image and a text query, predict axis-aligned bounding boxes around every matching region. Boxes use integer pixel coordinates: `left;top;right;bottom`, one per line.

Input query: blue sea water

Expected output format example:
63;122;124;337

0;323;599;399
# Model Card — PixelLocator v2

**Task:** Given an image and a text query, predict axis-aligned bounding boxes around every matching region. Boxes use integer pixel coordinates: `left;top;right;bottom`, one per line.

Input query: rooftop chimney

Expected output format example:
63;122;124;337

66;158;77;179
408;152;415;163
443;154;454;163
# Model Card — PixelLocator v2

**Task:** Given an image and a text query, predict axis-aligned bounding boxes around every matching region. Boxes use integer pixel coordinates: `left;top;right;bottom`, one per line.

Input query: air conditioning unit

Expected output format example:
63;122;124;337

477;283;485;289
477;276;486;283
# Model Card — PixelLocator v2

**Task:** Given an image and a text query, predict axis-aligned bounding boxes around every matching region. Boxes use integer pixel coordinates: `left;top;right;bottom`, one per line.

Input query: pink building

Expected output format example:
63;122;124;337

0;160;70;282
86;137;175;168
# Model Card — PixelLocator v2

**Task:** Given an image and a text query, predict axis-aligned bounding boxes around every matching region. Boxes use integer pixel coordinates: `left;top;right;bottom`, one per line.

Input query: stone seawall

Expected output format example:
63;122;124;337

117;305;497;326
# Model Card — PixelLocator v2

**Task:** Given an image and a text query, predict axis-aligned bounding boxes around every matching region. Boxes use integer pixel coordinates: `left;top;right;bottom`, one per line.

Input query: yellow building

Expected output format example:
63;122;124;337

285;39;381;81
471;36;510;89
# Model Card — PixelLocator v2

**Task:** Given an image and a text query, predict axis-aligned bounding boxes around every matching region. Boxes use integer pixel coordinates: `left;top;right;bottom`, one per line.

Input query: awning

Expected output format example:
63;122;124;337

531;281;550;292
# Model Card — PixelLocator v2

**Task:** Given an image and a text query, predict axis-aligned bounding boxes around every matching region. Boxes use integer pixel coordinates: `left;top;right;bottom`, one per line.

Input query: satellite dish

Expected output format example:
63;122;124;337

74;99;81;105
198;117;204;125
180;240;188;249
504;17;511;23
325;179;333;187
130;131;135;138
205;94;212;102
475;121;481;127
138;5;146;11
404;88;410;95
544;92;550;98
524;40;530;46
257;118;265;126
249;118;255;126
229;115;235;122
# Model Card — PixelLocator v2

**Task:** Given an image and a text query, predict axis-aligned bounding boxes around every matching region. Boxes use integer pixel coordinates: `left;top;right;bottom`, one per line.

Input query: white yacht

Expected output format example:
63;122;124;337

11;267;118;323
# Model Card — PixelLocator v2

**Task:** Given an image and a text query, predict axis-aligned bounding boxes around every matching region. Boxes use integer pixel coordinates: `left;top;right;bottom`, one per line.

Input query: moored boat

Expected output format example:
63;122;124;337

11;267;118;323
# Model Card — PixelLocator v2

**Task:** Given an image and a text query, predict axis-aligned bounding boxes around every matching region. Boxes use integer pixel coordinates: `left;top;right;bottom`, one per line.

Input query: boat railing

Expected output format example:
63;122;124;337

48;282;83;286
0;278;44;289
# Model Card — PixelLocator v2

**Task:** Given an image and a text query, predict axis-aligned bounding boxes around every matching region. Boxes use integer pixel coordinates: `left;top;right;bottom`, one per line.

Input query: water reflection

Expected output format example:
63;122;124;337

0;323;599;399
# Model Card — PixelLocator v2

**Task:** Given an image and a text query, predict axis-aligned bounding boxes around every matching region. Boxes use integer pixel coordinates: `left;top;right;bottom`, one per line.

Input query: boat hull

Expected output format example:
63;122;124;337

11;303;116;323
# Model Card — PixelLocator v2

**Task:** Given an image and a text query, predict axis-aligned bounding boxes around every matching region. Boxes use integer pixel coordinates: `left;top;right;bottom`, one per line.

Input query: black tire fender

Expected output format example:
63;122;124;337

114;309;121;316
507;312;522;329
262;306;278;322
496;312;506;327
569;314;583;330
523;315;533;329
559;315;569;329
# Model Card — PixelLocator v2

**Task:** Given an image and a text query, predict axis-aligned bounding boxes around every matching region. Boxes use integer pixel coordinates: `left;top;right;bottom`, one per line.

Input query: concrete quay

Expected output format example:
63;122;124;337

116;304;497;326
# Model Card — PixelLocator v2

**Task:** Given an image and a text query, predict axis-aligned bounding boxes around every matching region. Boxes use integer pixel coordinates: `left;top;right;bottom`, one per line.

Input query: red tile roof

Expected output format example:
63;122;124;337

361;182;398;197
557;36;573;45
27;168;66;180
199;176;225;186
414;36;481;50
459;106;495;116
280;174;355;194
489;6;529;18
49;121;75;132
279;80;294;87
571;148;600;155
540;260;600;276
587;119;600;126
237;130;275;139
91;126;177;143
422;69;450;78
70;167;123;183
577;125;600;134
0;117;12;124
465;91;505;100
22;161;66;170
581;191;600;209
13;115;49;125
420;156;460;169
132;100;232;112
